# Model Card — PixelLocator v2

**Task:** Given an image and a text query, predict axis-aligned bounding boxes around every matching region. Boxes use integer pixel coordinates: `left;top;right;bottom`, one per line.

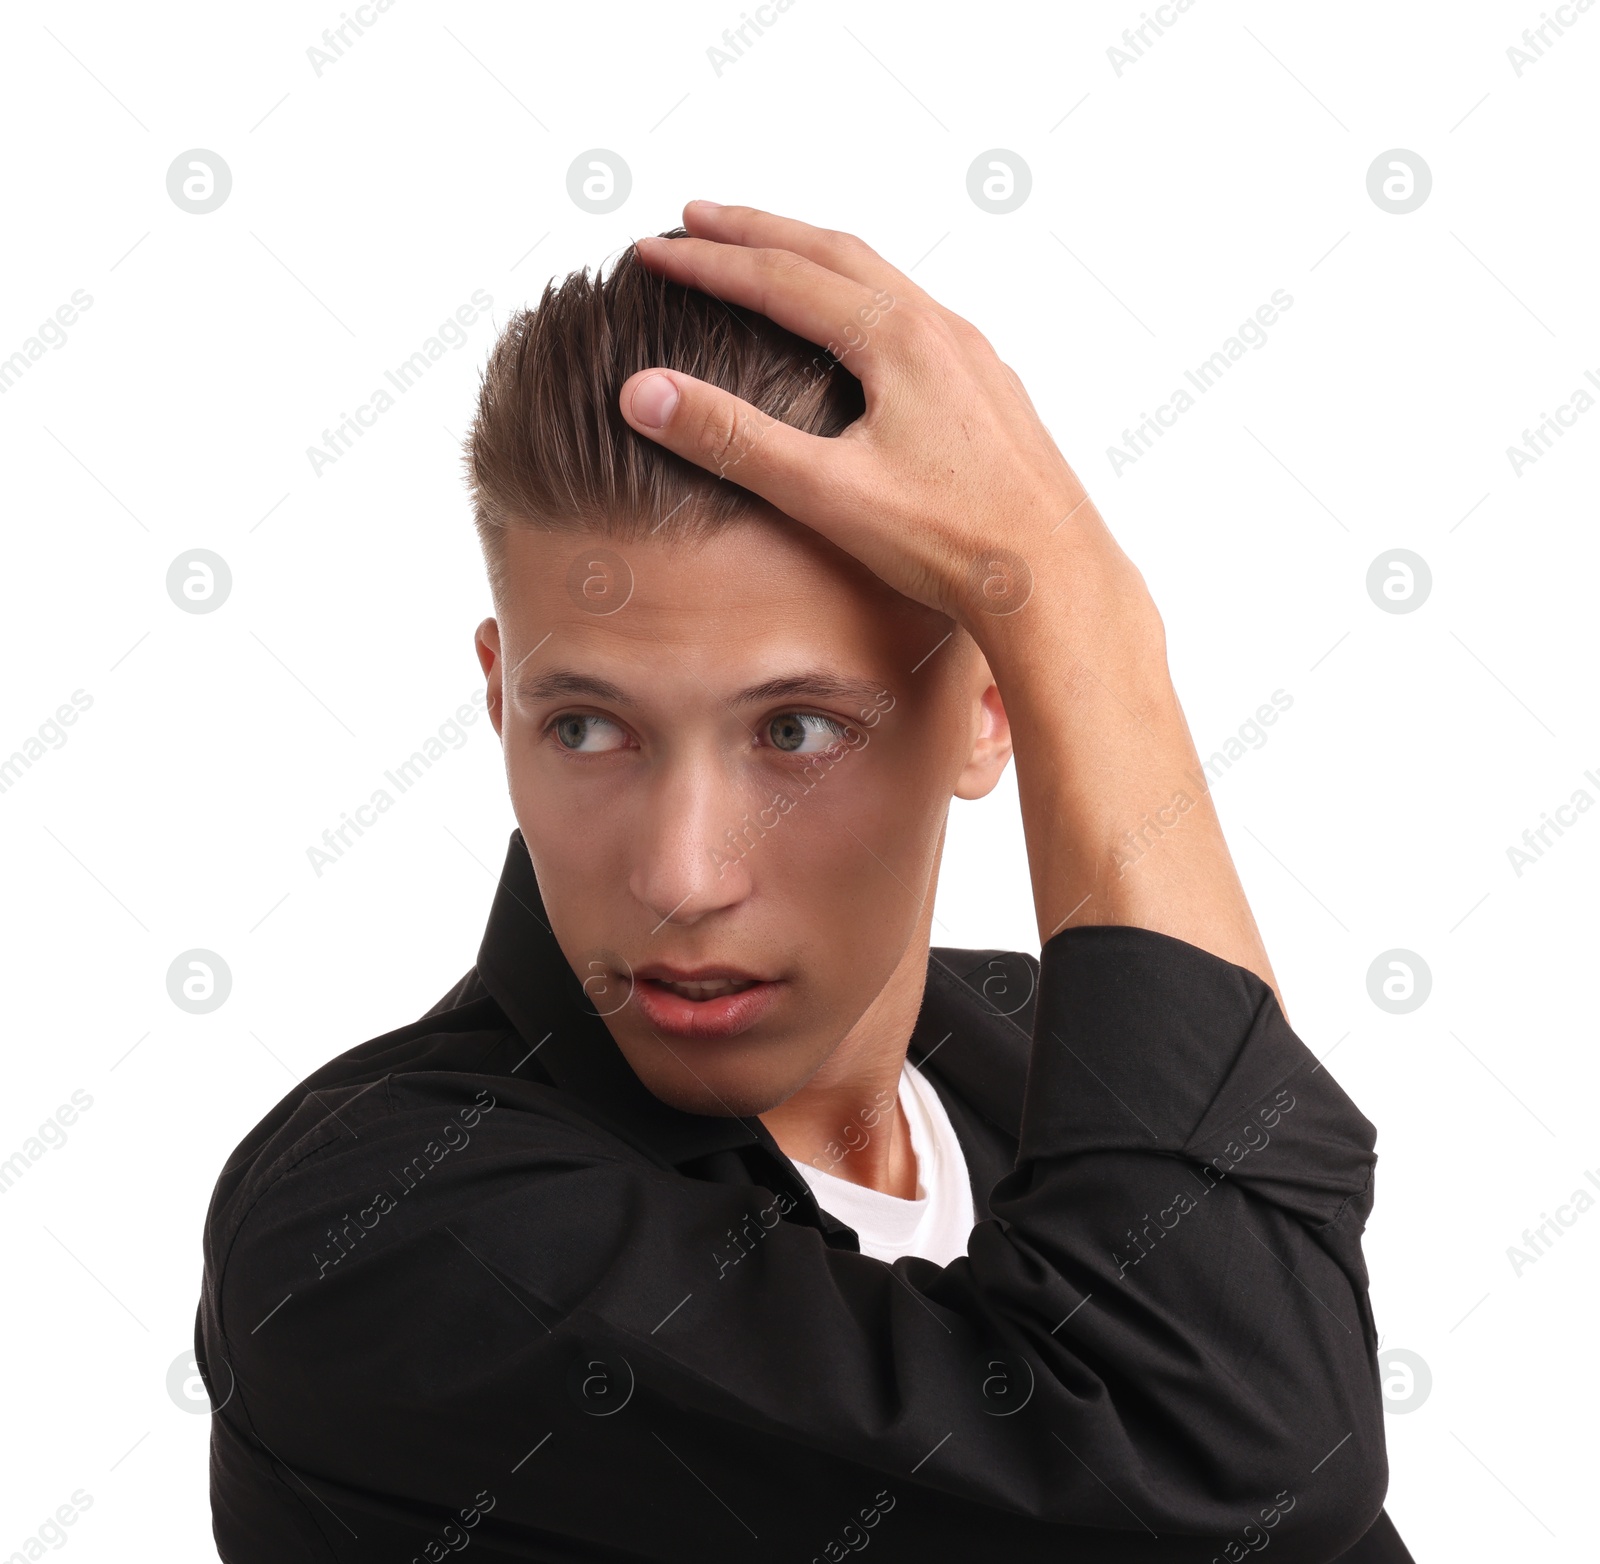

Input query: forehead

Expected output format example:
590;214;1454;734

496;513;949;680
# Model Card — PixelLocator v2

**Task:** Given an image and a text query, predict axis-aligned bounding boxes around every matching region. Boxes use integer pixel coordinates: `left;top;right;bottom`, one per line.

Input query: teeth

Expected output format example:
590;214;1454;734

657;977;757;1000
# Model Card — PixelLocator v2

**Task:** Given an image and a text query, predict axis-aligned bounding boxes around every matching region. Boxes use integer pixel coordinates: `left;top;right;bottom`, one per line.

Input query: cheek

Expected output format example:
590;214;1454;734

503;719;626;840
758;751;941;898
511;772;634;952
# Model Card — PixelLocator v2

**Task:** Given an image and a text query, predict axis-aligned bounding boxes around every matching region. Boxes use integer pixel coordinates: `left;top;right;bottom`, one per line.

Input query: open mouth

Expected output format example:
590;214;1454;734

631;973;782;1038
652;976;760;1001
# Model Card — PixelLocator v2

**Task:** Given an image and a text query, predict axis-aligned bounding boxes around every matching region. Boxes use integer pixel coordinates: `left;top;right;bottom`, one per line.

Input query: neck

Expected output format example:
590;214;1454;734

758;927;929;1199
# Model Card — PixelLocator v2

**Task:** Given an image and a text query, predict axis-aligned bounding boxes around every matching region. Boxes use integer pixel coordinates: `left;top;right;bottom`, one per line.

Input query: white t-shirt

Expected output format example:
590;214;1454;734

791;1057;976;1265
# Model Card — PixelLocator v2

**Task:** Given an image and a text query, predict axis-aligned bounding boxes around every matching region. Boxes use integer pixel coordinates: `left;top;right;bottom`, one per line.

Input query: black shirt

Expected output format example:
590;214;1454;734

196;828;1413;1562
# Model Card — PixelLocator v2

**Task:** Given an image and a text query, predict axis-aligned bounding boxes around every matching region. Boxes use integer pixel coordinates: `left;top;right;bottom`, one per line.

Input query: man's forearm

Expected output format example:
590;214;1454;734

967;500;1282;1001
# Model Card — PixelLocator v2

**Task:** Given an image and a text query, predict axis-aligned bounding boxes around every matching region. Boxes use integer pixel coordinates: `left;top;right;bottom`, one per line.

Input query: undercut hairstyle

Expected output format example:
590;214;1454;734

462;227;866;603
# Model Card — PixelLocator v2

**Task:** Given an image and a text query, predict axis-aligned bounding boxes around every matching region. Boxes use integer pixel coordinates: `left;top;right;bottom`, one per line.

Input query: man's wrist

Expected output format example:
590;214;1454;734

961;535;1171;712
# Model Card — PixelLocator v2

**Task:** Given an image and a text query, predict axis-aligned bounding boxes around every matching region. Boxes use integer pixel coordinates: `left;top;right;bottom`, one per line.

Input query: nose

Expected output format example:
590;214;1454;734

628;756;755;927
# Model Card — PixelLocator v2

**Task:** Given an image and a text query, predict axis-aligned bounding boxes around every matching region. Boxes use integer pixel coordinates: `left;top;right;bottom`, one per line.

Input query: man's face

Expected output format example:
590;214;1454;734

477;509;1010;1118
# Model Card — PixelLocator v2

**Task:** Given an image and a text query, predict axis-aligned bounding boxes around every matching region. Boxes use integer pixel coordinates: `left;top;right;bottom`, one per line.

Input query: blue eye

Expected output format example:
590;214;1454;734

551;713;628;753
545;710;854;759
767;712;851;754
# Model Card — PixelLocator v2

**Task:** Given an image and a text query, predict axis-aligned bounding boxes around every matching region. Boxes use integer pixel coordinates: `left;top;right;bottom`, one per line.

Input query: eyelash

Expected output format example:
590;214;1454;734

540;709;853;762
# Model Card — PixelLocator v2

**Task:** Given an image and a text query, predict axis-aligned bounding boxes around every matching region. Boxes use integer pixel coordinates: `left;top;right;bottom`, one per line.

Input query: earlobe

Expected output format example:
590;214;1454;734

474;618;503;736
953;679;1013;802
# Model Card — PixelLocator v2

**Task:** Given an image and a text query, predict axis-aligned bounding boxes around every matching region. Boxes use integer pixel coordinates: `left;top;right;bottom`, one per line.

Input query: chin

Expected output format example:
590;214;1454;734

625;1043;796;1119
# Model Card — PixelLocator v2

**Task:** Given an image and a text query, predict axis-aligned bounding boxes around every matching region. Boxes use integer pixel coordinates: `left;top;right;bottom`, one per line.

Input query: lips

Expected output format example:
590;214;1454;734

646;974;759;1000
630;965;783;1039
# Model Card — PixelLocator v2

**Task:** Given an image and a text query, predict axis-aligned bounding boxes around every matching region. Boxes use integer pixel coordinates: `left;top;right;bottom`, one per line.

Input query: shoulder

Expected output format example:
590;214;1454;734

199;970;524;1280
199;970;643;1378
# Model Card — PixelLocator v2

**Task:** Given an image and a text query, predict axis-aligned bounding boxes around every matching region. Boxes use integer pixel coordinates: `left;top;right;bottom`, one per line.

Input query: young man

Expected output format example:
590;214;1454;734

196;204;1412;1562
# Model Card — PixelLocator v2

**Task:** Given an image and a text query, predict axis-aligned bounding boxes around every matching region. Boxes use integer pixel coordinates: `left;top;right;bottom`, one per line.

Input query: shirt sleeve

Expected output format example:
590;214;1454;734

206;924;1390;1561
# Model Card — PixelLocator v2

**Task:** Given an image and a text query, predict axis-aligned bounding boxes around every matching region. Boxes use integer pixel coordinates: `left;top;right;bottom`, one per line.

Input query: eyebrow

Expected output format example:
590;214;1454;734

512;666;889;711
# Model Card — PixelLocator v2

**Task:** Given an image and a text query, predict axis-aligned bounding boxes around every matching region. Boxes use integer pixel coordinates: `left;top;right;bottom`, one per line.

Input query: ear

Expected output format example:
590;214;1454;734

474;618;504;737
952;649;1013;802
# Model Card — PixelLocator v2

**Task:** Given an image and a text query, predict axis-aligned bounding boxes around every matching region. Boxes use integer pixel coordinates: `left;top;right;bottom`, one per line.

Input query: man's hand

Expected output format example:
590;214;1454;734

620;202;1280;998
618;202;1144;634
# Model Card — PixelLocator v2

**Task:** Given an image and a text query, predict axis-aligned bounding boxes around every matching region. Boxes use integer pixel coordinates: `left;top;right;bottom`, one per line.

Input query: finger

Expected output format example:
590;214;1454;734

680;201;934;307
635;234;902;384
618;367;866;525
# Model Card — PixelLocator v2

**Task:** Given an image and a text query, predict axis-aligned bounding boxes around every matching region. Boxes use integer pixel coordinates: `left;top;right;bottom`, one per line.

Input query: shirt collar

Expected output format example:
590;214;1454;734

473;829;1027;1171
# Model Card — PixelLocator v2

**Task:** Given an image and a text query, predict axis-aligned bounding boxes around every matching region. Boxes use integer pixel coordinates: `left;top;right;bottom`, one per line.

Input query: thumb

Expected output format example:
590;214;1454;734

618;369;851;520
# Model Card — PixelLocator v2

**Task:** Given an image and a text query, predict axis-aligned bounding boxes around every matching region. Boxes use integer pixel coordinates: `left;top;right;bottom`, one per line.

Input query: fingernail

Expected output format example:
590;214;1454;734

630;373;679;428
686;199;722;213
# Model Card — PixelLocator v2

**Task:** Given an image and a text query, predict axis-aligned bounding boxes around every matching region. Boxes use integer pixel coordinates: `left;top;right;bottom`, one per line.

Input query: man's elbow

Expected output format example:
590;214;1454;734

1282;1442;1389;1564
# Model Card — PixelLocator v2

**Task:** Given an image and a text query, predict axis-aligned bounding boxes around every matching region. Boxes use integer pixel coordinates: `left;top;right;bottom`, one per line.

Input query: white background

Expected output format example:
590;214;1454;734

2;1;1595;1557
